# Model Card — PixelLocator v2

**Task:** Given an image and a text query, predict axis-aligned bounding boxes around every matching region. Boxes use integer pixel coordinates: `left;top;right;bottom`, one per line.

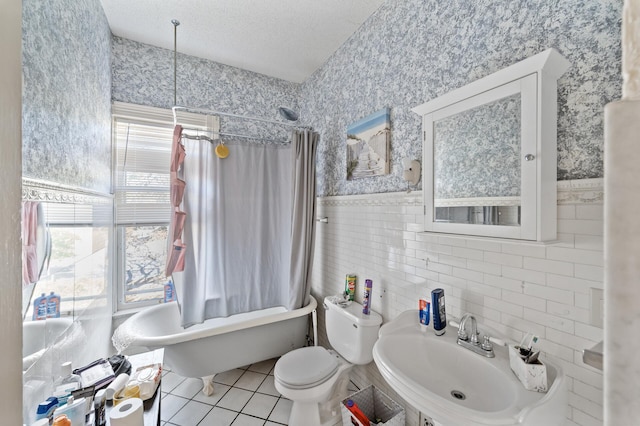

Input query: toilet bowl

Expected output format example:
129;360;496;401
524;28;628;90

274;297;382;426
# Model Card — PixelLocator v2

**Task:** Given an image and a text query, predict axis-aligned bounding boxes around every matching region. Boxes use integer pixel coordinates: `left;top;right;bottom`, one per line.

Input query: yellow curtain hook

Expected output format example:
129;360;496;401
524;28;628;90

215;141;229;159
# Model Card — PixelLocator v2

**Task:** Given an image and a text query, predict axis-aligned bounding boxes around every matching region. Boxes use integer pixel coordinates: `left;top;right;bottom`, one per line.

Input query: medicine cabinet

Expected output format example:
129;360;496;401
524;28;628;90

412;49;569;241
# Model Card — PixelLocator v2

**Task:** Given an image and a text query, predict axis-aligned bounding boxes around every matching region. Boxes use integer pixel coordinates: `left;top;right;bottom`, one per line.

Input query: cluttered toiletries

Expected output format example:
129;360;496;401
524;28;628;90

431;288;446;335
419;298;430;326
362;279;373;315
30;351;164;426
32;291;61;319
345;274;356;301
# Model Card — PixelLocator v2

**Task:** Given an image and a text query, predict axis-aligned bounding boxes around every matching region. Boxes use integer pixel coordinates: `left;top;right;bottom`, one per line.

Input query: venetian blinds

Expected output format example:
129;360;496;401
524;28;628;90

112;102;217;224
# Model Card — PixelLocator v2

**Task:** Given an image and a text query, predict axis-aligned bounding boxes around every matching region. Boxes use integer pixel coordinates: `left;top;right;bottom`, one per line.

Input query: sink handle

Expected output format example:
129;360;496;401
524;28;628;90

457;328;468;341
488;336;507;347
452;319;469;341
481;335;493;351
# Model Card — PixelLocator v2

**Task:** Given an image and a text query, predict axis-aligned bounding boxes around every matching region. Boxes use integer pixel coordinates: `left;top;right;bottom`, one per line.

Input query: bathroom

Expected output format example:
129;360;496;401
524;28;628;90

1;0;635;425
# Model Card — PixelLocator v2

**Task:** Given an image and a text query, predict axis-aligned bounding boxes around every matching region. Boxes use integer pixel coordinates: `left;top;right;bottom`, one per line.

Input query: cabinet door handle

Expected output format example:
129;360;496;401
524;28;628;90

524;154;535;161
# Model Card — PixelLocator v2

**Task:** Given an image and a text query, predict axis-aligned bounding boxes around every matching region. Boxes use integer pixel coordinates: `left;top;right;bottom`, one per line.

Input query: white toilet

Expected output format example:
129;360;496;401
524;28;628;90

274;296;382;426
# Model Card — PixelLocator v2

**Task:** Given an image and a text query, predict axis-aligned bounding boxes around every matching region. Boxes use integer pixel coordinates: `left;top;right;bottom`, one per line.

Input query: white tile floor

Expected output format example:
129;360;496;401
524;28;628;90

160;358;287;426
160;358;359;426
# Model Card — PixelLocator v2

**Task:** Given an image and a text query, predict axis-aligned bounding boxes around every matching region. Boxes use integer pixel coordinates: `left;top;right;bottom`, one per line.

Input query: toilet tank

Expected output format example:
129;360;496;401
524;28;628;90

324;296;383;364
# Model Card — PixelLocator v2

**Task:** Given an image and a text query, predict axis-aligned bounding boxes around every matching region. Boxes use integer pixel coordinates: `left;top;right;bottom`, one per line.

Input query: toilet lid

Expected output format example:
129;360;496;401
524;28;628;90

275;347;338;388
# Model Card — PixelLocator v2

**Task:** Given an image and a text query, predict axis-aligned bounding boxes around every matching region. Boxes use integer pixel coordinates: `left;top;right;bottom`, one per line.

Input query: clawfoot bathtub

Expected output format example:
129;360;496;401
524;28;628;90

113;296;317;395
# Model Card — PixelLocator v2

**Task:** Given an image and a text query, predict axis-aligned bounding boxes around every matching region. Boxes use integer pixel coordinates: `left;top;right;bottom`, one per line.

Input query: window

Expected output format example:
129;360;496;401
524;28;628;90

112;102;217;310
25;202;109;319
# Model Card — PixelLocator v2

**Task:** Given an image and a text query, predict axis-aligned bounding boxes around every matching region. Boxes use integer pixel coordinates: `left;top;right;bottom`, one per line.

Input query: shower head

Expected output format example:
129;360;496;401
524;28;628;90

278;107;299;122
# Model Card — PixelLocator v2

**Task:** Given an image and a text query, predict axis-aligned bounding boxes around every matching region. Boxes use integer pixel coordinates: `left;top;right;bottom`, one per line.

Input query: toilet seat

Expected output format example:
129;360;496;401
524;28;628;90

275;346;338;389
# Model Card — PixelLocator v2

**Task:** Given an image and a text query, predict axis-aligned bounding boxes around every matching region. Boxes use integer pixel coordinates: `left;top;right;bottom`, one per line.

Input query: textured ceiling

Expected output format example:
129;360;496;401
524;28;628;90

99;0;385;83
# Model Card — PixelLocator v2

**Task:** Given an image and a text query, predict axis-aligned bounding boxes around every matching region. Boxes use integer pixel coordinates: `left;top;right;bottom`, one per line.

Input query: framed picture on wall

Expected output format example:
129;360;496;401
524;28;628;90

346;107;391;180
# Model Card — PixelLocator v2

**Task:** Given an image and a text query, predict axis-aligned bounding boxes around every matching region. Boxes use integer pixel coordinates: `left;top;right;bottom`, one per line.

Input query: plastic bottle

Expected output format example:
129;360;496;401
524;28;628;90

419;298;430;326
32;293;48;320
431;288;447;336
345;399;370;426
54;362;82;396
52;414;71;426
164;280;176;303
345;274;356;301
53;397;85;426
46;291;61;318
94;389;106;426
35;396;59;422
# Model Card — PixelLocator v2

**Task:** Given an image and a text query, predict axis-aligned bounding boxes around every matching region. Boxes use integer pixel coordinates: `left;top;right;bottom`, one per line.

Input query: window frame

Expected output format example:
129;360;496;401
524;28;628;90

111;102;217;312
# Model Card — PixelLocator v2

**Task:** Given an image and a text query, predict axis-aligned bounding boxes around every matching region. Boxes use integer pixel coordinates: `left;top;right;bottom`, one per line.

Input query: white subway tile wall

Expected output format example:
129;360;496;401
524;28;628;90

311;191;603;426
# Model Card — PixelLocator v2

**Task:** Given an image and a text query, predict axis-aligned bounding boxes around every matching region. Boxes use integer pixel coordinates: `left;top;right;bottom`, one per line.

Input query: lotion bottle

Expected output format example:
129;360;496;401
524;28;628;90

431;288;446;335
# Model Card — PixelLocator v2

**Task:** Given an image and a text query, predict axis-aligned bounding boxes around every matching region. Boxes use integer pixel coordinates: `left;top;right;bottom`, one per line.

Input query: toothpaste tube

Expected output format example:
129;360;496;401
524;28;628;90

419;299;430;325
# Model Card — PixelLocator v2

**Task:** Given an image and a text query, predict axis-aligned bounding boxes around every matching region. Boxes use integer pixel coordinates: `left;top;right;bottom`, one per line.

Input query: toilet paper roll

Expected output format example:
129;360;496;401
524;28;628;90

106;373;130;400
109;397;143;426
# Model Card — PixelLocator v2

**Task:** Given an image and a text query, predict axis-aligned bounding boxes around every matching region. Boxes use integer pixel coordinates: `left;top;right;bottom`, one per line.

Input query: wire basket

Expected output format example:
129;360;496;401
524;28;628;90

341;385;405;426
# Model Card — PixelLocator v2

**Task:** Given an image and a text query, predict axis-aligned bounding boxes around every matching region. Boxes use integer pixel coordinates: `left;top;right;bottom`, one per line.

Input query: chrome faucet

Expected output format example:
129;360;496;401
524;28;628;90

457;313;495;358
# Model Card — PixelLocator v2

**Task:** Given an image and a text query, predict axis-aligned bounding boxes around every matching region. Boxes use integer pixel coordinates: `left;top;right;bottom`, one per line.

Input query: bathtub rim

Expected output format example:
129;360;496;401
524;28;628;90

119;295;317;347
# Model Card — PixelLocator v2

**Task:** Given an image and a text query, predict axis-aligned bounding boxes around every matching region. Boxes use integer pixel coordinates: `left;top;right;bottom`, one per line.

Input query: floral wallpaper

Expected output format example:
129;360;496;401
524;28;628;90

22;0;112;193
300;0;622;196
109;0;620;197
111;37;300;143
434;93;521;199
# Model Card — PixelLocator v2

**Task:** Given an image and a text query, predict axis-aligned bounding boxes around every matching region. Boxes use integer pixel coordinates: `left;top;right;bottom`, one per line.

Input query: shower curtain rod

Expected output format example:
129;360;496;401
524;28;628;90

180;127;290;145
170;21;310;144
173;106;310;130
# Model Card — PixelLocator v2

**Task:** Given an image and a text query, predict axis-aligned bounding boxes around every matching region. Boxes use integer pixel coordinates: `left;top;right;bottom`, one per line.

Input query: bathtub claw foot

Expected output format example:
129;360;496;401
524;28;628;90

202;375;215;396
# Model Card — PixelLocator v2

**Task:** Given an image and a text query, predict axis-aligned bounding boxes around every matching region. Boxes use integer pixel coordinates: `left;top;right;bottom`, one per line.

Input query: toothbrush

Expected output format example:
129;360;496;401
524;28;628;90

519;333;531;349
526;335;539;352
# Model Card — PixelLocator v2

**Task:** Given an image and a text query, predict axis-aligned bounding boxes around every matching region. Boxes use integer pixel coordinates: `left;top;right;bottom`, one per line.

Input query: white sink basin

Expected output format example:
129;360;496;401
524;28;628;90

373;311;568;426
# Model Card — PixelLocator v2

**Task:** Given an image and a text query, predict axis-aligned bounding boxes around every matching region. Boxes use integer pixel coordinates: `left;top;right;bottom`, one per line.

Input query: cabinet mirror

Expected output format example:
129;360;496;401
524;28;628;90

413;49;570;241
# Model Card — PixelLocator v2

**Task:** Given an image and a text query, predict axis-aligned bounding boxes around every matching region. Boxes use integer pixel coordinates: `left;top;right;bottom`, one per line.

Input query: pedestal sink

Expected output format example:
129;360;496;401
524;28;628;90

372;311;567;425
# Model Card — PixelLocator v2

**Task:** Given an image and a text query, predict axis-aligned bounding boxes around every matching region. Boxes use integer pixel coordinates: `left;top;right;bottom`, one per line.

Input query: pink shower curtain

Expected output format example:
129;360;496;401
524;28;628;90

165;125;187;276
22;201;39;286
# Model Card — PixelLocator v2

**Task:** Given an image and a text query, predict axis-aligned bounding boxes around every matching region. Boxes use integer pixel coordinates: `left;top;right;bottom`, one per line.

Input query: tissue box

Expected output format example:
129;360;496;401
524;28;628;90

508;345;547;392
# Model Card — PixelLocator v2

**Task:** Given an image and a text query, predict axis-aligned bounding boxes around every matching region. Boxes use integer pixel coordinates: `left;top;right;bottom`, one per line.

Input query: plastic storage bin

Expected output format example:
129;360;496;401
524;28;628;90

341;385;405;426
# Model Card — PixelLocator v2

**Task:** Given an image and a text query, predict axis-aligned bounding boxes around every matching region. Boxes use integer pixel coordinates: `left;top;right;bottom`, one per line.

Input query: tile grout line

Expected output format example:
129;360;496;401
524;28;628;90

165;361;289;425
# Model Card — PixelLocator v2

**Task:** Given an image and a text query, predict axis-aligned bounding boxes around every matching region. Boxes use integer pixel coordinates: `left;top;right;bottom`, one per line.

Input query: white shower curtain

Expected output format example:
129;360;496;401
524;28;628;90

177;140;294;327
